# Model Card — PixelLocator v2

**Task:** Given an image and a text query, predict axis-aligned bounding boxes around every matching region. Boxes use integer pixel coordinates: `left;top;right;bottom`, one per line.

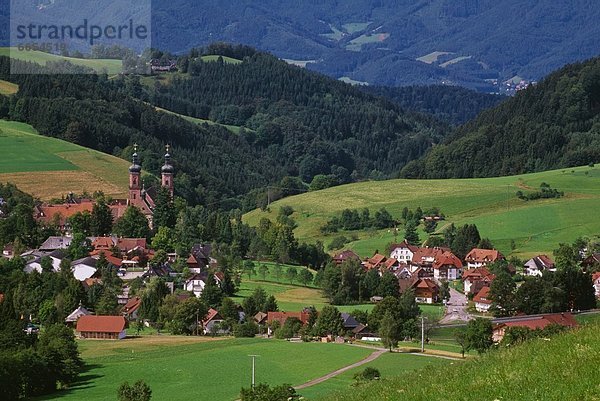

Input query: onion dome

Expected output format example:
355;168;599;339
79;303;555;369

129;144;142;173
161;144;174;174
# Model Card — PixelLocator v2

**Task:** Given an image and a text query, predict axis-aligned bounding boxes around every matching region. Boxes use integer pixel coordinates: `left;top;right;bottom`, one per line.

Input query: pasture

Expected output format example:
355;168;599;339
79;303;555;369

0;79;18;95
36;337;376;401
244;165;600;259
0;120;129;199
0;47;123;74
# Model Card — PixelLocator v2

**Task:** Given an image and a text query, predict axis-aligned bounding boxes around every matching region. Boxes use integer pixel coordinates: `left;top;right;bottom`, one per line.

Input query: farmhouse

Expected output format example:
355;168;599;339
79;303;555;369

187;243;214;272
432;251;463;280
363;253;387;270
202;308;227;335
76;315;128;340
462;267;495;294
411;278;439;304
332;249;362;265
465;248;504;269
524;255;555;276
492;313;578;342
582;253;600;270
390;240;418;264
473;286;492;312
65;303;91;325
592;272;600;298
121;296;142;321
267;311;310;326
341;313;360;331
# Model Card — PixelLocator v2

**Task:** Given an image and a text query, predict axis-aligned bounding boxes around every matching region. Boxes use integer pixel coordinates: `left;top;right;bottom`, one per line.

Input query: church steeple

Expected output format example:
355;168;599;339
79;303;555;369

161;144;174;197
128;144;142;205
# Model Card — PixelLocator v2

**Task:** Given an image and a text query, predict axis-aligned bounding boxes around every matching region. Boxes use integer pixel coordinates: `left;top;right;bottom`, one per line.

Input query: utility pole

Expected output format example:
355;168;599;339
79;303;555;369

196;309;199;336
421;316;425;353
248;355;259;389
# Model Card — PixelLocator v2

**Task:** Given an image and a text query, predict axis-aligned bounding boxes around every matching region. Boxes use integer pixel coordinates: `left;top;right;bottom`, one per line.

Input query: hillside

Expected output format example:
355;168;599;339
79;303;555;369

0;120;129;200
0;48;122;75
0;47;446;210
146;0;600;91
321;322;600;401
403;56;600;179
244;164;600;259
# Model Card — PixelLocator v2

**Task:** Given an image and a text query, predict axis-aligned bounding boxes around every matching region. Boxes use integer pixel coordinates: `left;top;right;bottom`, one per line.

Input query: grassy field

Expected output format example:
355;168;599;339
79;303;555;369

302;351;452;400
0;47;123;74
154;105;247;134
0;79;18;95
200;55;243;64
244;165;600;259
416;51;454;64
346;33;390;51
323;322;600;401
36;337;374;401
0;120;129;199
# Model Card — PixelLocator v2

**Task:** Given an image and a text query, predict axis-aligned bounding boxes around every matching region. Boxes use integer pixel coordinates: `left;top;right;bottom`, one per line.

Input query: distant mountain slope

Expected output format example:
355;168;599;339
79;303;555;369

402;56;600;178
0;120;129;200
146;0;600;91
362;85;506;125
0;47;446;210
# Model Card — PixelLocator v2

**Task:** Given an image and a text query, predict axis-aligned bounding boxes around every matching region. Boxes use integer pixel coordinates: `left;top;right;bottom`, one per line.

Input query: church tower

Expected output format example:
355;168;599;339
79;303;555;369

128;144;142;205
161;144;174;198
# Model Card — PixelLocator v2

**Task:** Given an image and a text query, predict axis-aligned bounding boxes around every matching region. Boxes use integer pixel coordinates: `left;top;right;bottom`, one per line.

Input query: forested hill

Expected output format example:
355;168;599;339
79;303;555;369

401;56;600;179
362;85;505;125
0;48;446;210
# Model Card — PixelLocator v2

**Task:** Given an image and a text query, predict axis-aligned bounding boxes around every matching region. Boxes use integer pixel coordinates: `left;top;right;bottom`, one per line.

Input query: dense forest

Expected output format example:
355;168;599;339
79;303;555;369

363;85;505;125
0;48;447;210
402;56;600;178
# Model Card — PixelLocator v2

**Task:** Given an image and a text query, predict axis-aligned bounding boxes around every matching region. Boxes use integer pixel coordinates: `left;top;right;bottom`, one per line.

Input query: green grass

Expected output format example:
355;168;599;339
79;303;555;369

342;22;372;34
36;337;373;401
0;120;129;199
154;105;247;134
200;55;243;64
440;55;473;68
345;33;390;51
322;322;600;401
302;352;452;400
0;79;18;95
244;165;600;259
416;51;454;64
0;47;123;74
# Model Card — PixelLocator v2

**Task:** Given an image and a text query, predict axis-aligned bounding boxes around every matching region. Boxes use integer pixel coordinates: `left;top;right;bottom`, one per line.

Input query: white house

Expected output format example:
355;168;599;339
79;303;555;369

473;286;492;313
593;272;600;298
202;308;227;335
24;250;65;273
524;255;555;277
432;251;463;281
185;274;206;297
390;240;418;264
72;257;98;281
465;248;504;269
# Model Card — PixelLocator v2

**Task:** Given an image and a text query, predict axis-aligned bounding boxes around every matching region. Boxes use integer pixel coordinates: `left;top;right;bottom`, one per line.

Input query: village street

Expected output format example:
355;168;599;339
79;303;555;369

440;288;471;324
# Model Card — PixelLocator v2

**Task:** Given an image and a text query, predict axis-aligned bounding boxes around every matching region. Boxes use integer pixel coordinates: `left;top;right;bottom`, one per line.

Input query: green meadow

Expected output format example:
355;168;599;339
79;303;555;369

244;165;600;259
0;47;123;74
200;55;243;64
35;337;376;401
323;322;600;401
0;120;129;199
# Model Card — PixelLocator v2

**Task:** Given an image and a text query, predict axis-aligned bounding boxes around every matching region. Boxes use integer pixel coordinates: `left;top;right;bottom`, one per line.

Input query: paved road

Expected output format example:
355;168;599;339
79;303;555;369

440;287;472;324
294;348;387;390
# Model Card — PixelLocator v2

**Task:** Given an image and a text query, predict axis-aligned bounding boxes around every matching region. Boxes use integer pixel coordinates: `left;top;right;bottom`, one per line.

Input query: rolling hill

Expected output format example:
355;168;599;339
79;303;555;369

0;120;129;200
321;321;600;401
244;164;600;259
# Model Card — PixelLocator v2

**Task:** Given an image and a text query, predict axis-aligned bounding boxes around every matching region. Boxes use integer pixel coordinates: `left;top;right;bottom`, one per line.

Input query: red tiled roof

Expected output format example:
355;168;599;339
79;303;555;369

105;254;123;267
333;250;362;263
413;278;438;291
36;201;95;225
384;258;399;269
433;251;463;269
465;248;504;263
117;238;147;252
92;237;115;249
76;315;127;333
267;312;310;325
390;240;419;253
498;313;578;331
412;247;443;263
473;286;492;304
462;267;493;281
592;272;600;282
121;297;141;314
202;308;222;326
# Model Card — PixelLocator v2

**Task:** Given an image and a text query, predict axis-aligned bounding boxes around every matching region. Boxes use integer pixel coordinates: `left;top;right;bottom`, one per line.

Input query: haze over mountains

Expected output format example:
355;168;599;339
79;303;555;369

150;0;600;91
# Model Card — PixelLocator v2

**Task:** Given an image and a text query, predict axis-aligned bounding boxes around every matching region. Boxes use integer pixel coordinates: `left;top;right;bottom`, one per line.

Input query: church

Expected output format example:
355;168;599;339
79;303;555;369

34;145;175;230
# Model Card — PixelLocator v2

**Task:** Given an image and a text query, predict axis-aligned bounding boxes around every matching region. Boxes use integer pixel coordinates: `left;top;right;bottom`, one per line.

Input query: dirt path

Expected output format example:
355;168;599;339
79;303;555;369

294;348;387;390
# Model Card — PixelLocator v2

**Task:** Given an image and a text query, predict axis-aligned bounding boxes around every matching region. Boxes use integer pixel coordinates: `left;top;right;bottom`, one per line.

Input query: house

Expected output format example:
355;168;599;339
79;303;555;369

38;236;73;251
592;272;600;298
121;297;142;321
185;274;206;297
432;251;463;280
462;267;494;294
390;240;419;264
34;202;95;232
363;253;387;270
76;315;128;340
524;255;555;276
465;248;504;269
582;253;600;270
254;311;268;325
2;243;14;259
72;257;98;281
150;58;177;72
473;286;492;312
202;308;227;335
341;313;360;331
492;313;578;342
187;243;213;272
410;247;444;274
65;303;91;325
411;278;439;304
332;250;362;266
267;312;310;327
351;323;376;339
91;236;116;252
24;249;65;273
